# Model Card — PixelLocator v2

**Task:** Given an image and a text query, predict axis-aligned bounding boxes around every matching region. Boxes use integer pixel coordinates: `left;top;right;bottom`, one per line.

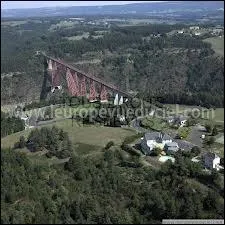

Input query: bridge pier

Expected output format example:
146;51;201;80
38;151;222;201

89;80;98;102
100;85;108;103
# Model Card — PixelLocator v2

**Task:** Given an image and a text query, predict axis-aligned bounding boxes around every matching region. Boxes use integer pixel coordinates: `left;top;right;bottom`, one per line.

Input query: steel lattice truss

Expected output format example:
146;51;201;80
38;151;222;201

45;53;132;101
66;69;80;96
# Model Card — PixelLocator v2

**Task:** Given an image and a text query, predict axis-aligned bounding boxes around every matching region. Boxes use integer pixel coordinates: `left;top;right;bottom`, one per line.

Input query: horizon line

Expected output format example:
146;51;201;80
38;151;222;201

2;1;169;10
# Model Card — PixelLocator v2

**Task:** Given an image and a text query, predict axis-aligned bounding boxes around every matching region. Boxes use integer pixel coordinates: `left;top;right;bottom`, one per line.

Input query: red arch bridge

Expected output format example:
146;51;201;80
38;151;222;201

42;53;132;103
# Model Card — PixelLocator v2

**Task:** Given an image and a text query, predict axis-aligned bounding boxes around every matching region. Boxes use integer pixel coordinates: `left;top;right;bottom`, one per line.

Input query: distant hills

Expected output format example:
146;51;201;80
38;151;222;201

2;1;224;18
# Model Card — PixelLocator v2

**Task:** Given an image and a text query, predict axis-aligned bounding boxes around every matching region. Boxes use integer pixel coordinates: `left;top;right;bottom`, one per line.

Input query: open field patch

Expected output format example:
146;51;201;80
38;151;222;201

210;142;224;158
49;20;79;30
213;108;224;122
95;30;109;34
140;116;168;131
1;119;135;151
1;20;28;26
165;104;224;123
92;35;104;39
64;32;89;40
73;59;101;65
215;134;224;144
1;129;31;149
49;120;135;147
203;36;224;56
74;142;102;155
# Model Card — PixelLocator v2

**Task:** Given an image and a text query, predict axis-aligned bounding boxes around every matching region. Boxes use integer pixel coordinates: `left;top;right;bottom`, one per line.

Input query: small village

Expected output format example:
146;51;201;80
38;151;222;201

130;111;224;172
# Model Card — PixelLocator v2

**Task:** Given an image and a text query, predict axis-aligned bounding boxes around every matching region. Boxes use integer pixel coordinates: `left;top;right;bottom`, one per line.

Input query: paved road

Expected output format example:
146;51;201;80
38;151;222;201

187;124;206;148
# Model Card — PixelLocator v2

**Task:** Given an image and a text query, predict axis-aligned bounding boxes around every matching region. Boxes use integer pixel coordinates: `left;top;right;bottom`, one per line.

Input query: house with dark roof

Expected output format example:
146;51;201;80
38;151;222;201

203;152;221;170
164;142;179;154
141;132;173;155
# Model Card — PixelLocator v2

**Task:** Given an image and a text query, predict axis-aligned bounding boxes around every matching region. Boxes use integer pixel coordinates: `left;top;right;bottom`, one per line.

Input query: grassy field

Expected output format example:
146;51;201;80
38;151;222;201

1;120;135;153
92;35;104;39
52;104;99;119
203;36;224;56
117;19;176;27
49;20;79;30
1;103;26;113
165;104;224;123
65;33;104;41
214;108;224;122
74;59;101;65
210;142;224;158
47;120;135;147
215;133;224;145
15;148;70;166
1;20;28;26
95;30;109;34
141;116;168;131
64;32;89;41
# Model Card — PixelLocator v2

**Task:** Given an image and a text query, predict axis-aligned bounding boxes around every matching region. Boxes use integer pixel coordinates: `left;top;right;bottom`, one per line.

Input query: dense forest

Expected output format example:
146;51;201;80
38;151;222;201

1;129;224;223
1;18;224;107
1;111;25;138
14;126;72;159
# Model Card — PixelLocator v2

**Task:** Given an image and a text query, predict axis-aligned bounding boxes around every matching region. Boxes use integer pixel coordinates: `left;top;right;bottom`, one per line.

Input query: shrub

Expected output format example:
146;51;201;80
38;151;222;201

19;136;26;148
206;136;215;145
150;147;162;156
45;151;53;158
178;127;190;139
105;141;115;150
220;158;224;166
205;123;212;133
14;136;26;149
186;118;198;126
123;133;144;145
121;144;141;156
191;146;201;156
212;127;218;136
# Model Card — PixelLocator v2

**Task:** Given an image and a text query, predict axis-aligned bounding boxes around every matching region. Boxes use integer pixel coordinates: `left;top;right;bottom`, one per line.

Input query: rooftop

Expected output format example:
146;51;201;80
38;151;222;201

166;142;179;147
204;152;220;160
167;146;179;151
145;132;172;141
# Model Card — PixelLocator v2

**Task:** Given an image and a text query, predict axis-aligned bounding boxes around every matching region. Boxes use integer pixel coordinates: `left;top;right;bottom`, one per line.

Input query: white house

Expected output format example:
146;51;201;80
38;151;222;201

194;32;201;36
177;30;184;34
203;152;221;171
141;132;173;155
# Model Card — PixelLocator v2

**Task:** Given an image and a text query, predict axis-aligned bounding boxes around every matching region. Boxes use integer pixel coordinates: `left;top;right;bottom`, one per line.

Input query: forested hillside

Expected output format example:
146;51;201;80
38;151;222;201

1;18;224;107
1;111;25;137
1;138;224;223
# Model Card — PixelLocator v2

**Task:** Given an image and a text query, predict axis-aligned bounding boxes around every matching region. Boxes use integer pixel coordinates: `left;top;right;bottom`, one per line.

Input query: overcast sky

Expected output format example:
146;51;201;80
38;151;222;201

1;1;165;10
